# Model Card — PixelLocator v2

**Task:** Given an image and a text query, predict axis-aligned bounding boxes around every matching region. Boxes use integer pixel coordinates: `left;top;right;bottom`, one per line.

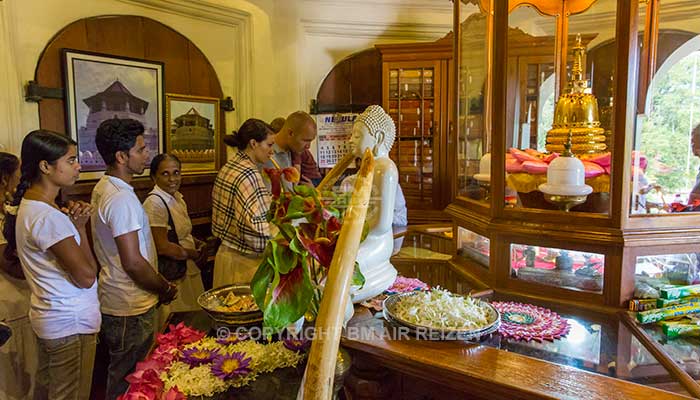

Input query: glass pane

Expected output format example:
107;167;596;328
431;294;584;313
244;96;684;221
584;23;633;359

504;5;557;210
472;294;683;391
637;318;700;383
457;0;490;202
631;3;700;215
505;2;615;214
510;243;604;293
456;226;489;268
634;253;700;299
388;68;435;209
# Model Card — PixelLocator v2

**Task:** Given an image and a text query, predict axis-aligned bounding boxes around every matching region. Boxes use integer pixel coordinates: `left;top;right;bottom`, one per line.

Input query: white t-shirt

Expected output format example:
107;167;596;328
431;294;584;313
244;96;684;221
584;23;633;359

92;175;158;316
15;199;100;339
143;185;196;251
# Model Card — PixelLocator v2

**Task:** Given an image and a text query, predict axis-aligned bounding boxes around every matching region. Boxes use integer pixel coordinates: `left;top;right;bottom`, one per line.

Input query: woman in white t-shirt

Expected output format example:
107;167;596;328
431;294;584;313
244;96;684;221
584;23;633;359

0;152;42;399
143;154;207;329
3;130;100;400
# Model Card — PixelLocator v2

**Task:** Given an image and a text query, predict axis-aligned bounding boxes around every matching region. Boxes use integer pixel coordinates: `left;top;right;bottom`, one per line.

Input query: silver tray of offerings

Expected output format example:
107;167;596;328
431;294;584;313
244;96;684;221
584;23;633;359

197;284;263;325
383;288;500;341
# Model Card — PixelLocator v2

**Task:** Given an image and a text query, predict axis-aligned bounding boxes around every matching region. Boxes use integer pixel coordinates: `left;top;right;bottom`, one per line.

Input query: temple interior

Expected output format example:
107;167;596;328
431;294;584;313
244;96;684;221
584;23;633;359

2;1;700;399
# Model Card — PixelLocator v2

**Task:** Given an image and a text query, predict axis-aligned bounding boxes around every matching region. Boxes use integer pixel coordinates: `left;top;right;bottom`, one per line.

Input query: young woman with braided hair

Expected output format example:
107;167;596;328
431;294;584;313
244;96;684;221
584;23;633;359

3;130;99;400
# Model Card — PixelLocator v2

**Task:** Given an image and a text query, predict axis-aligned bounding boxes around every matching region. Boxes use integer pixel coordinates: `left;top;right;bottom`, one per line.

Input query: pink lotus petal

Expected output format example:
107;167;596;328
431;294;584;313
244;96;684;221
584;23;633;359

506;159;524;173
522;160;548;174
161;387;185;400
510;148;541;163
583;161;605;178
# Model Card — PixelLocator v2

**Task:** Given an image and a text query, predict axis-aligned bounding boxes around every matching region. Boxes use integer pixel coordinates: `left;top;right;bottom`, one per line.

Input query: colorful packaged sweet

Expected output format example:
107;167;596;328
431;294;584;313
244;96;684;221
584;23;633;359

636;302;700;324
660;284;700;300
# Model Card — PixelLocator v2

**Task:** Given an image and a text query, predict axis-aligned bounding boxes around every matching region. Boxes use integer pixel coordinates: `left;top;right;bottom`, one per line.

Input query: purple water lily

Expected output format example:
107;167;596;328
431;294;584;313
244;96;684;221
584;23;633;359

282;337;310;353
211;352;252;380
181;347;219;367
215;333;249;346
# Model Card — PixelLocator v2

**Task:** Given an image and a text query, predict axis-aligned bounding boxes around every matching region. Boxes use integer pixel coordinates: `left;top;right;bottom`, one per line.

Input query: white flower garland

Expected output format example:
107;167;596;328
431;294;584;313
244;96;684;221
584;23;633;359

161;337;305;397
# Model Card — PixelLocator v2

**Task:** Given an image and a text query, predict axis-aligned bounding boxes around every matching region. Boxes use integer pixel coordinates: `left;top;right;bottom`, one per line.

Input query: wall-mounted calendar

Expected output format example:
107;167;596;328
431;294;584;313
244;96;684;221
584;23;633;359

315;113;358;168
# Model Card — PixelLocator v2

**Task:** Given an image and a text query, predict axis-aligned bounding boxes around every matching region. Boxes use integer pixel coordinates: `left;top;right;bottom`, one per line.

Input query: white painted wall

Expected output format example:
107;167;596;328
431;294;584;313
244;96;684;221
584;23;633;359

0;0;452;154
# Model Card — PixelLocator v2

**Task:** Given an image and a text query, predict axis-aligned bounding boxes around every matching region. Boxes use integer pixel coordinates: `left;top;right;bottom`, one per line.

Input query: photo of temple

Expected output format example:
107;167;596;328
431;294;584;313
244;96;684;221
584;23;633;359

78;80;159;170
169;106;216;167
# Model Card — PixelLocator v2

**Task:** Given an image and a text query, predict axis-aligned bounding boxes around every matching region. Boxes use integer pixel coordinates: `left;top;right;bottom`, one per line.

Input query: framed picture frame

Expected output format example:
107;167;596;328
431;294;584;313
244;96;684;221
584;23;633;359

63;49;165;180
165;93;221;174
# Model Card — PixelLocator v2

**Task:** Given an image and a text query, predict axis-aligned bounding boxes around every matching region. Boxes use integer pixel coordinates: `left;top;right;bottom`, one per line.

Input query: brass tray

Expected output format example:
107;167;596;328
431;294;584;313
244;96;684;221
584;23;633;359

197;284;263;325
383;292;500;341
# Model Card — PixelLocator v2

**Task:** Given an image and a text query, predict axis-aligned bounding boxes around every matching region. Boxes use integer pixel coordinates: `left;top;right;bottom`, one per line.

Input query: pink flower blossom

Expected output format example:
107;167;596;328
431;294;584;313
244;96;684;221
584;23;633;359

161;387;185;400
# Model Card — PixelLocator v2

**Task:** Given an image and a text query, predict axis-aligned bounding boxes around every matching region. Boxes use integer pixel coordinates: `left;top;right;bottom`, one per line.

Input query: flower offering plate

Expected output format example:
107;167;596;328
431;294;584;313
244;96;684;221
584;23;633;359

198;284;264;325
382;291;500;341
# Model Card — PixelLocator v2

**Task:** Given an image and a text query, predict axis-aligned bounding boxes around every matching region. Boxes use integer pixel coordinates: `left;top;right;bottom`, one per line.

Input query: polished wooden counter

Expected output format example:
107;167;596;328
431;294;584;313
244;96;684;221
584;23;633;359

341;307;689;400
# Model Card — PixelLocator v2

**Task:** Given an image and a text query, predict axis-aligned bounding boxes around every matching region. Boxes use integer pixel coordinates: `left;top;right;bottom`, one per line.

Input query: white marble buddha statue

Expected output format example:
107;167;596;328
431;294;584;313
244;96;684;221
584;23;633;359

346;105;398;303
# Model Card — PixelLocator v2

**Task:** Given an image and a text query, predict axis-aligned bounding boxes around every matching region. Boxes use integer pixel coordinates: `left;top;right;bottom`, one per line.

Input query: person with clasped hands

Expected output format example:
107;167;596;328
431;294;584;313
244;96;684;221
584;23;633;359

3;131;99;400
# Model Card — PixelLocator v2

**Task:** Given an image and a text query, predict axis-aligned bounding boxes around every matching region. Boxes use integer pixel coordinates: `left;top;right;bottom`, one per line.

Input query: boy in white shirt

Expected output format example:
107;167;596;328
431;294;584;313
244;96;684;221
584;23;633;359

92;118;177;399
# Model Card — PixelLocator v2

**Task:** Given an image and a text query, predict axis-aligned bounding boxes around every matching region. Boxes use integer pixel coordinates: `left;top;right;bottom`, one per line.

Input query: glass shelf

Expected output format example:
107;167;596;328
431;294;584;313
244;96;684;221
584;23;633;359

510;243;605;294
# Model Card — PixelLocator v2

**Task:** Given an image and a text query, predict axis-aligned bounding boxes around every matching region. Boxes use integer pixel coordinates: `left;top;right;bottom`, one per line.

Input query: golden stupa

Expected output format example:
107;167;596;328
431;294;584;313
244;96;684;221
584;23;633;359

545;35;607;155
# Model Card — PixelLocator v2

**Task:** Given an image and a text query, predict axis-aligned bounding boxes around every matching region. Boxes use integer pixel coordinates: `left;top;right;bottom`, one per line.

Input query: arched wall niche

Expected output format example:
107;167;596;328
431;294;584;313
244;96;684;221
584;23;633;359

34;15;225;223
35;14;224;134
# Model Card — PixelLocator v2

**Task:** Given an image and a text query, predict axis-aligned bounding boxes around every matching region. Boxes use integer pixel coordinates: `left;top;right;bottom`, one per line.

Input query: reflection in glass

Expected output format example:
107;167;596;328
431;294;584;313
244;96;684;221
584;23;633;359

456;227;489;268
635;253;700;299
510;243;604;293
388;68;435;207
631;3;700;215
504;2;615;214
457;1;490;201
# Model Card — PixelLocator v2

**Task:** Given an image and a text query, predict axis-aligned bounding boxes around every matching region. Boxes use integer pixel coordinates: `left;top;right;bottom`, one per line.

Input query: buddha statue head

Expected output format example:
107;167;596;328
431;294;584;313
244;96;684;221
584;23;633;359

351;105;396;158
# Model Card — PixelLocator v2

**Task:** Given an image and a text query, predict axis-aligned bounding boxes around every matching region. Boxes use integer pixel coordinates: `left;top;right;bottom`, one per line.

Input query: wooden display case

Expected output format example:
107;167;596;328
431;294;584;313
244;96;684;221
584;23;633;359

376;37;453;224
448;0;700;313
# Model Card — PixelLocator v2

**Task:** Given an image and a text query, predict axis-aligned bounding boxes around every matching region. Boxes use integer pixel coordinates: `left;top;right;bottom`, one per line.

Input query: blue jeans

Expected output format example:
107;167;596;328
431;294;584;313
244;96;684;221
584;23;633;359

101;307;155;400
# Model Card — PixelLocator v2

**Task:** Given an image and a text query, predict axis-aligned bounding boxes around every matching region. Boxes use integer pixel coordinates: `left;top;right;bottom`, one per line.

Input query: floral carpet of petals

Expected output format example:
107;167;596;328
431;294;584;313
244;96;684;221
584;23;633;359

118;322;306;399
491;301;571;342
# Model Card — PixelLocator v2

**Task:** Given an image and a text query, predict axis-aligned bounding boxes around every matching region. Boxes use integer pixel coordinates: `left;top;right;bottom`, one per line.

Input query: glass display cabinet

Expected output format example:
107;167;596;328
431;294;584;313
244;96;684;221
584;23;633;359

448;0;700;312
377;37;453;224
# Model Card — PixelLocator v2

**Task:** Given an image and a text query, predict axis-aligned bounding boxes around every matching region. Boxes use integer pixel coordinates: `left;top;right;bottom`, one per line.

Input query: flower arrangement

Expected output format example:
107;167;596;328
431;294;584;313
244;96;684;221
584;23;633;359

252;166;365;333
117;322;306;399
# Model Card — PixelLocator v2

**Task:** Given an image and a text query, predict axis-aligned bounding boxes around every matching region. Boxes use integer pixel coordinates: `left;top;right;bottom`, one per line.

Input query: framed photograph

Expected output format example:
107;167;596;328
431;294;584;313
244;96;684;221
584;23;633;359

63;49;164;180
165;94;220;174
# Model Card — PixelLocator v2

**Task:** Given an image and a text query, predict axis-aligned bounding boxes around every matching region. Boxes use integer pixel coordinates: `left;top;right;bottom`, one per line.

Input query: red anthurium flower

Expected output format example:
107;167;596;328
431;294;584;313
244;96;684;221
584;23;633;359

326;216;341;235
282;167;300;184
297;223;336;268
264;168;283;197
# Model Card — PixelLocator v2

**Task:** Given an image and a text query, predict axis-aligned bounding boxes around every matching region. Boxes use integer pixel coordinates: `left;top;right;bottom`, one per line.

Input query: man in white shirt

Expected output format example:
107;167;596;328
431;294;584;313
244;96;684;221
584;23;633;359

92;118;177;400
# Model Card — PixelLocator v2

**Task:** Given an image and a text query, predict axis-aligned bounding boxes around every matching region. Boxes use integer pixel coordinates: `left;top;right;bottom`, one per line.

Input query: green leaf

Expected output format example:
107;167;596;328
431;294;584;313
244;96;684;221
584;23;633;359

262;265;314;333
251;259;274;310
286;195;306;218
278;223;297;242
360;221;370;243
351;261;365;289
271;240;298;274
294;184;317;198
289;236;306;256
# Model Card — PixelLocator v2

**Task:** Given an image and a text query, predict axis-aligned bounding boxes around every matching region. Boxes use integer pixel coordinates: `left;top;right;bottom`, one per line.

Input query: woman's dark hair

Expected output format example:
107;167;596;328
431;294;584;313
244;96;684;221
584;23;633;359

0;152;20;191
3;130;76;260
149;153;182;178
95;118;145;166
223;118;274;151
